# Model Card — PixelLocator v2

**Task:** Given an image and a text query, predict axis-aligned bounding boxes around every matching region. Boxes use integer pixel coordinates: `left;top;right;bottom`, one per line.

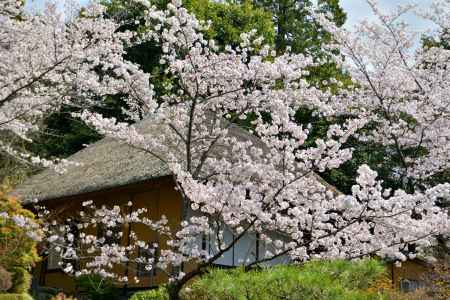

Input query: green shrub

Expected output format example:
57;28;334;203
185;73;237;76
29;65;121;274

133;259;387;300
0;188;41;270
8;268;31;294
75;275;119;300
185;259;386;300
299;259;386;290
130;288;169;300
0;294;34;300
0;187;41;295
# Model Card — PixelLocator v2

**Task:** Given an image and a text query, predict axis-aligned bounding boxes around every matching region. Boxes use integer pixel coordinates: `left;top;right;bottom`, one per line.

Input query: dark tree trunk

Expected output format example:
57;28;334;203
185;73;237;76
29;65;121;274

167;284;182;300
166;266;208;300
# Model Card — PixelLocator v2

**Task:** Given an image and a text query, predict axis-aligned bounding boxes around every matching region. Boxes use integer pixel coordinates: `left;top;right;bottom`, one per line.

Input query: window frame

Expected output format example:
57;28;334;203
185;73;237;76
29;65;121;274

136;243;159;278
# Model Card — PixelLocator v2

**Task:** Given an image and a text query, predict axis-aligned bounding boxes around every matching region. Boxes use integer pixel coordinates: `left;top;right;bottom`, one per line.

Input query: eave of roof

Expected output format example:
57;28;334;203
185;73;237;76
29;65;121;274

14;136;171;204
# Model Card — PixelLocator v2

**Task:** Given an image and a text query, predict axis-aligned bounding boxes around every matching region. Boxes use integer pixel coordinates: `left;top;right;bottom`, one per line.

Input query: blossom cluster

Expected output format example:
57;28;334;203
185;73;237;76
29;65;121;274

36;201;171;281
0;210;42;242
320;0;450;184
0;0;152;171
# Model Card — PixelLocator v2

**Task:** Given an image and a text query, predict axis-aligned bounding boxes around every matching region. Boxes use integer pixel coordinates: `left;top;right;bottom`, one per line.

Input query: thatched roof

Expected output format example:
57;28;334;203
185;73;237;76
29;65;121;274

15;140;165;204
15;116;337;204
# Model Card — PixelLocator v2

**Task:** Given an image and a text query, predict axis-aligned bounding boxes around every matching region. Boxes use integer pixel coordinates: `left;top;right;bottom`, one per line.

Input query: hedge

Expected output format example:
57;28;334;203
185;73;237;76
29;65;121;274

130;259;387;300
0;294;33;300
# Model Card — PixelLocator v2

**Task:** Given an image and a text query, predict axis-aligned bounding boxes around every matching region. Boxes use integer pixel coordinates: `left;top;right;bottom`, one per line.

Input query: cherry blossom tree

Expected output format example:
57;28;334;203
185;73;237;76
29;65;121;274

16;1;450;299
321;0;450;191
0;0;152;172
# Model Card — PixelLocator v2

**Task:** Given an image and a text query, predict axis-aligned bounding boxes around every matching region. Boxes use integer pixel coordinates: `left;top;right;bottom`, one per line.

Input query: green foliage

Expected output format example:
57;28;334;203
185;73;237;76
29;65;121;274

0;190;41;268
75;275;119;300
187;260;385;300
300;259;386;290
133;259;386;300
252;0;346;54
0;294;33;300
105;0;276;48
30;106;102;159
184;0;275;48
30;94;130;158
130;288;169;300
0;188;41;294
8;268;31;294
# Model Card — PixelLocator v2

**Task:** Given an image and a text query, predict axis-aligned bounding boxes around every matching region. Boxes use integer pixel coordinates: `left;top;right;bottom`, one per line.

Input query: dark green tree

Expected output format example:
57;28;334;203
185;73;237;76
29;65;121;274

251;0;345;54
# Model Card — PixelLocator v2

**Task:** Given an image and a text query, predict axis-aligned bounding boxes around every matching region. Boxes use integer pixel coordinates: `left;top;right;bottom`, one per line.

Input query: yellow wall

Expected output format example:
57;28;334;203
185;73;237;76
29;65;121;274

389;260;429;289
33;177;182;294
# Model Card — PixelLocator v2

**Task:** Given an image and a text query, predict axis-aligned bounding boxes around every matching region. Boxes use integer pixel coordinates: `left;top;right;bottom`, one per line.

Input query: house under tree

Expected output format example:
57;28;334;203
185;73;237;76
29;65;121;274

14;117;431;295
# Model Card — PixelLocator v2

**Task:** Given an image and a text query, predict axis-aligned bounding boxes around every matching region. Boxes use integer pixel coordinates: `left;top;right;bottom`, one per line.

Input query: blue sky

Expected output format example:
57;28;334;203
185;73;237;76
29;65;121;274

26;0;437;32
341;0;436;32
